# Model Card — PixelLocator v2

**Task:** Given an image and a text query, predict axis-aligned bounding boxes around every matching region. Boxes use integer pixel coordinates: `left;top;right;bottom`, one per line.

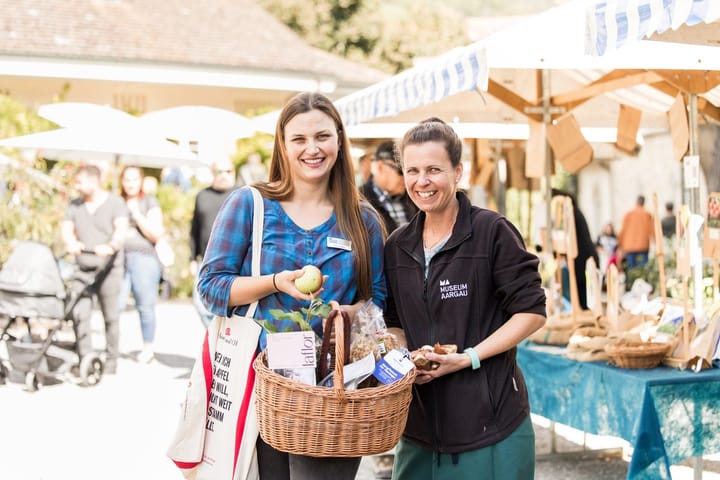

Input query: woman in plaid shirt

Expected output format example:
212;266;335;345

197;92;386;480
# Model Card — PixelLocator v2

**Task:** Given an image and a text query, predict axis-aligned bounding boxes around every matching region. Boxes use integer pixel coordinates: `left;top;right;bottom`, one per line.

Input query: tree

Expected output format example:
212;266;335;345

259;0;468;73
0;95;63;262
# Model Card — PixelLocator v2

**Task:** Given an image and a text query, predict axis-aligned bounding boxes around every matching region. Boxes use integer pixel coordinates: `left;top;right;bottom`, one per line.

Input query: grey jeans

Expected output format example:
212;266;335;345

256;436;361;480
71;267;123;364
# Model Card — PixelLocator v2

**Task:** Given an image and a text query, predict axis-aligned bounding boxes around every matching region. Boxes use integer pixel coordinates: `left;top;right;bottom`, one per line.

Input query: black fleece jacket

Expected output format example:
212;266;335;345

384;192;547;453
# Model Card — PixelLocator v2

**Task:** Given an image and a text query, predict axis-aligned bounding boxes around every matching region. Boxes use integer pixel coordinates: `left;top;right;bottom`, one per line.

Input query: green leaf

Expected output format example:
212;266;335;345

267;309;312;331
268;308;291;320
257;320;279;333
309;302;332;319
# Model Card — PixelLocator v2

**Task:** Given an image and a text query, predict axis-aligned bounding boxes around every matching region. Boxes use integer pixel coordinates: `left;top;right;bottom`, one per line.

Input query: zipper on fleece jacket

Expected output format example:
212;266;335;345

400;242;441;450
424;252;448;451
425;261;442;452
423;231;471;451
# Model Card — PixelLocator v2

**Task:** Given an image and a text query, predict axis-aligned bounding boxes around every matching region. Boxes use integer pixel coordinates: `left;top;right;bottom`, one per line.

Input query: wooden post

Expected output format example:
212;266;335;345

606;264;620;334
652;193;667;308
564;197;581;324
714;257;719;303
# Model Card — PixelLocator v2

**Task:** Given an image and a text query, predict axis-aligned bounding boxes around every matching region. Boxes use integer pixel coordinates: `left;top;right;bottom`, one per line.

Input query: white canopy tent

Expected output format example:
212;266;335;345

136;105;256;166
0;126;203;169
136;105;255;143
253;0;720;140
586;0;720;55
38;102;138;130
2;101;204;169
334;0;720;134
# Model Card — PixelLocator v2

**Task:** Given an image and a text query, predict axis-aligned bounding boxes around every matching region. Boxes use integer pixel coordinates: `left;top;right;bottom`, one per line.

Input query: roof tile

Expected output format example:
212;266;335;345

0;0;387;86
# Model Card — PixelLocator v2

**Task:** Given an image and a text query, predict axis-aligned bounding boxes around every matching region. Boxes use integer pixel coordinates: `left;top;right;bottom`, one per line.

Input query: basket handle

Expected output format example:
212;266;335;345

318;308;351;401
332;310;352;402
318;308;351;380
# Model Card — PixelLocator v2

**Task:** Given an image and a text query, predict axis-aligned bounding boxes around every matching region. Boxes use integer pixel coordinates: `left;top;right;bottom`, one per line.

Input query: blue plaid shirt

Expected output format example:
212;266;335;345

197;186;386;349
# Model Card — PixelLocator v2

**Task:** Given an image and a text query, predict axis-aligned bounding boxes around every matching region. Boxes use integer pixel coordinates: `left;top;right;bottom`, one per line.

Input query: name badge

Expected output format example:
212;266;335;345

327;236;352;251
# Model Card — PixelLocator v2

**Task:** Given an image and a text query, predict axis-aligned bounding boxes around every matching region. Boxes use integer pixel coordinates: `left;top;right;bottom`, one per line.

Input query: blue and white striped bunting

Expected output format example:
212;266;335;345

335;43;488;127
587;0;720;56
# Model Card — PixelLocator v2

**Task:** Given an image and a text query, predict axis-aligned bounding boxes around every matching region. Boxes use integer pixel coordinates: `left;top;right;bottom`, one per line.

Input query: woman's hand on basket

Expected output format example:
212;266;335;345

413;352;471;385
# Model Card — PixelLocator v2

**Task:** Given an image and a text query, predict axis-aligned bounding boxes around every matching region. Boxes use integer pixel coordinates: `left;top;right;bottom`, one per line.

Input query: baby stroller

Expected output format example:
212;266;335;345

0;240;115;391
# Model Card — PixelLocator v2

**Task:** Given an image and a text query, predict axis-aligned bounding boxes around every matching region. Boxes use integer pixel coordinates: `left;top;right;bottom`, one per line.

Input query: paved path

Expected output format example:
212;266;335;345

1;300;718;479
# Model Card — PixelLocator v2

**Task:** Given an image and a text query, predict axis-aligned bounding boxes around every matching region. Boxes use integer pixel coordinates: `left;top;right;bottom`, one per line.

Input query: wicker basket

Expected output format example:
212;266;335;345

253;309;416;457
604;341;671;369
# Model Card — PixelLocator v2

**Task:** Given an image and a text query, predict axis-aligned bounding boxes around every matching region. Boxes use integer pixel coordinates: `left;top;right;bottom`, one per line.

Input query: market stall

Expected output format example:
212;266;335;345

518;340;720;480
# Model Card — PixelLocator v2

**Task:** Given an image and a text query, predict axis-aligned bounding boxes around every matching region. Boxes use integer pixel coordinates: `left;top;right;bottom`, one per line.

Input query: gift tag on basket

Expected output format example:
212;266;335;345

374;349;415;385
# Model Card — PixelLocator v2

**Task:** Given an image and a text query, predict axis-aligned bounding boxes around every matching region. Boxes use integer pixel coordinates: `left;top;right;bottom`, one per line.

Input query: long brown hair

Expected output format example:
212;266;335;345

119;165;145;200
253;92;380;300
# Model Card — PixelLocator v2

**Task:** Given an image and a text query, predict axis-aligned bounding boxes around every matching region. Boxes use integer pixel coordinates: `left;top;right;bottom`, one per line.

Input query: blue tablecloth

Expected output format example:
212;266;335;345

517;341;720;480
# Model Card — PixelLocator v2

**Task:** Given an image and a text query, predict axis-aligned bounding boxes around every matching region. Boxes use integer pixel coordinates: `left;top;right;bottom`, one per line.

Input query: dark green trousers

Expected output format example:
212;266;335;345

392;415;535;480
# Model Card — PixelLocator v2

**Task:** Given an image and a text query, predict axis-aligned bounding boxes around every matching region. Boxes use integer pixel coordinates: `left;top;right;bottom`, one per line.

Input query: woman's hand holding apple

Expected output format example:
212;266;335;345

273;265;328;300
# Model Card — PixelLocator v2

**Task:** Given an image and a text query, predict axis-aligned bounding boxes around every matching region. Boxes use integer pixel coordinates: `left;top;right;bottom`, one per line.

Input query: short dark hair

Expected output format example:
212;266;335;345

374;141;396;162
665;201;674;211
77;164;101;179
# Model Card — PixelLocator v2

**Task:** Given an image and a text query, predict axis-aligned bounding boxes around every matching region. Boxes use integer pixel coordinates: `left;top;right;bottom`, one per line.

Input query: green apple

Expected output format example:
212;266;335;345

294;265;323;293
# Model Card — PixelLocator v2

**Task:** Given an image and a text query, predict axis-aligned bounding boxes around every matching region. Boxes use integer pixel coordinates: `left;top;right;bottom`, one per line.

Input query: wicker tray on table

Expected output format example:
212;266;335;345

253;309;416;457
604;340;671;369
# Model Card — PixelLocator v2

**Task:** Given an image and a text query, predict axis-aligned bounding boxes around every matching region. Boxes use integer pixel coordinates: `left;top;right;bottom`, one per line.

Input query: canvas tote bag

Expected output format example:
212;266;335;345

168;186;264;480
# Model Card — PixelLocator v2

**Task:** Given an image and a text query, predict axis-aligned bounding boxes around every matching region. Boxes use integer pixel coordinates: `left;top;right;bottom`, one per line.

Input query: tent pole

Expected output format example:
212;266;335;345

687;94;704;319
542;69;553;256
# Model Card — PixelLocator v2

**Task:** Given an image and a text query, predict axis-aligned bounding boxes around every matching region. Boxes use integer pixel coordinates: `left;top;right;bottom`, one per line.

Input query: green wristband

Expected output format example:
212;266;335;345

464;347;481;370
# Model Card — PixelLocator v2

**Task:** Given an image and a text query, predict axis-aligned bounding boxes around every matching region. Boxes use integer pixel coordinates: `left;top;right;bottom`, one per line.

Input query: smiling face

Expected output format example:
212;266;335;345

120;167;143;198
283;109;339;186
402;141;462;215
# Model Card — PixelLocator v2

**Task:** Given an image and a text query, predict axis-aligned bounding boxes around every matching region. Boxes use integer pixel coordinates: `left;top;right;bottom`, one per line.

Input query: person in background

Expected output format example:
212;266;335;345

238;152;269;186
661;201;676;240
360;140;418;233
142;175;158;196
596;221;618;272
189;157;238;328
384;118;546;480
161;166;191;192
532;190;598;310
618;195;654;268
117;166;165;364
197;92;386;480
355;151;372;187
551;189;598;310
61;164;128;374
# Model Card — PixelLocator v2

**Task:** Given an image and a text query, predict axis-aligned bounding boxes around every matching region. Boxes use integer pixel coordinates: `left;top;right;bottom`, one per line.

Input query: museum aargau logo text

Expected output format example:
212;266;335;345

439;279;468;299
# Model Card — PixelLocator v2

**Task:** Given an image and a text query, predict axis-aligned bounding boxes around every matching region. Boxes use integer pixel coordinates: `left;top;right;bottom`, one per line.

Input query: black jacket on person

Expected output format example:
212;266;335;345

189;186;235;261
360;178;418;234
384;193;547;453
572;204;599;310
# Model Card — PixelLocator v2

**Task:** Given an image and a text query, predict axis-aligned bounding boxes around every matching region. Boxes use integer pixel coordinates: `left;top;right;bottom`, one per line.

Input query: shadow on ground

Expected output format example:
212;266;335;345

154;352;195;379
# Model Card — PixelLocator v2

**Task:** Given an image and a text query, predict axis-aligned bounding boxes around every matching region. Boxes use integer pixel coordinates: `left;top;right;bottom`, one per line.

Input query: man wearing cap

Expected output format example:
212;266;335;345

360;141;418;234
